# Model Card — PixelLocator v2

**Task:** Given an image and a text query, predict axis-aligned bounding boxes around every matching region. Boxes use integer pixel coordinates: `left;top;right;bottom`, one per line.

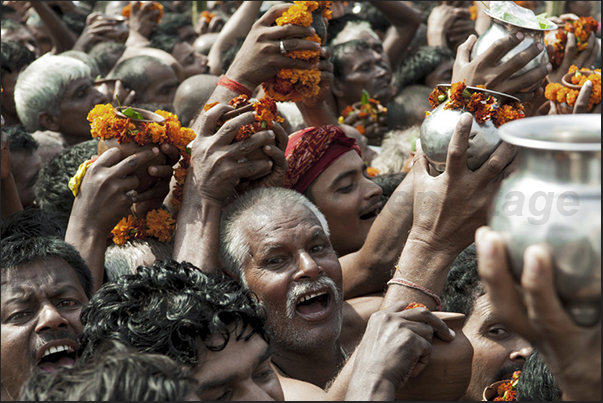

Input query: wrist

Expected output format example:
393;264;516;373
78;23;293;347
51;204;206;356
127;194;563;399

225;64;257;93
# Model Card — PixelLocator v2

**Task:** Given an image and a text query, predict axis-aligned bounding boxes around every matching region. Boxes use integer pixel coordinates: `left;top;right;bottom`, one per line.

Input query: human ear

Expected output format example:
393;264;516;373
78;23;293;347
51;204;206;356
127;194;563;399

38;112;60;132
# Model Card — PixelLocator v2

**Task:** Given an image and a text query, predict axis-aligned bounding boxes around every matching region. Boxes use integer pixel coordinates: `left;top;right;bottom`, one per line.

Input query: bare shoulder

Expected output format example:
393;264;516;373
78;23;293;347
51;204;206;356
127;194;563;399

276;372;326;401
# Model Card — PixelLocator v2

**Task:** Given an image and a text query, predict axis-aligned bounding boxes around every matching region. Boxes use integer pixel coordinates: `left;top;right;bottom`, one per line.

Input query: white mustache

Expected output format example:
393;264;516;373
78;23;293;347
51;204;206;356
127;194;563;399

285;276;340;319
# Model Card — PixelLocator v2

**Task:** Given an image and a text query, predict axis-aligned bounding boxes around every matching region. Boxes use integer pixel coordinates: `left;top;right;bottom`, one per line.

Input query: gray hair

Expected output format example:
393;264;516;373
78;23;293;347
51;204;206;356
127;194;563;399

220;187;330;286
104;239;174;282
15;54;91;132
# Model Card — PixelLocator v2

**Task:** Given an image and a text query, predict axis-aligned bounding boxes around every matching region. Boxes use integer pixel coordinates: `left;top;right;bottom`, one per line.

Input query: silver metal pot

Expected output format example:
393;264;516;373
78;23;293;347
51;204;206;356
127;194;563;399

471;10;557;92
420;85;518;173
489;115;601;327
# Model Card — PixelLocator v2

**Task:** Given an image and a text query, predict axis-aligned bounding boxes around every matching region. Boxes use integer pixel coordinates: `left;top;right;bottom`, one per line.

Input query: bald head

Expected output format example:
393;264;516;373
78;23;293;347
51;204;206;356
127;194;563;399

173;74;217;127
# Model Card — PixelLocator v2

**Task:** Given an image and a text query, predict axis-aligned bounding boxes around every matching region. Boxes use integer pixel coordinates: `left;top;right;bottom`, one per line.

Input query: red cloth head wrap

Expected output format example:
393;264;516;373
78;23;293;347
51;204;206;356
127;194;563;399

284;125;362;194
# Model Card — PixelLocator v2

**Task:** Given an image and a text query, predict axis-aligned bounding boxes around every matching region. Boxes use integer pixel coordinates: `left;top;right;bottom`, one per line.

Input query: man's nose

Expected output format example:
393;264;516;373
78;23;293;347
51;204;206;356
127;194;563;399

35;304;69;333
510;346;534;362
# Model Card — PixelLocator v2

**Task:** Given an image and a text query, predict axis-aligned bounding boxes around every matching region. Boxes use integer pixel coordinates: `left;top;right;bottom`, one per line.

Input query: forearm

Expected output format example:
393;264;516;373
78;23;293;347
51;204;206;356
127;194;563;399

208;1;263;76
380;238;456;311
296;101;339;128
172;185;223;272
325;349;397;401
1;175;23;219
341;178;414;299
372;1;422;67
31;2;76;54
64;223;108;294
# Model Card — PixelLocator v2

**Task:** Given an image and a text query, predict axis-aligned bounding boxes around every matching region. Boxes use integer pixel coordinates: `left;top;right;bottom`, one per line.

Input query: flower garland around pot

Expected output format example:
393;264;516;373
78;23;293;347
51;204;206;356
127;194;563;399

427;80;526;127
545;65;601;112
69;104;196;246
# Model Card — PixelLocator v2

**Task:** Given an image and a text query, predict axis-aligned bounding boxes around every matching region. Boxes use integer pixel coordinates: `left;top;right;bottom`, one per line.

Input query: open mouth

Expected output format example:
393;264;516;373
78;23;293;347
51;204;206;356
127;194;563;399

37;345;76;372
296;291;330;317
360;203;382;221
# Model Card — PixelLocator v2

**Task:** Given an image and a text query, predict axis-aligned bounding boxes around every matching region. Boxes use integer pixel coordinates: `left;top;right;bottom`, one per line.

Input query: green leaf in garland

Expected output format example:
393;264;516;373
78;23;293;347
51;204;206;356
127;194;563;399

123;107;145;120
361;89;370;106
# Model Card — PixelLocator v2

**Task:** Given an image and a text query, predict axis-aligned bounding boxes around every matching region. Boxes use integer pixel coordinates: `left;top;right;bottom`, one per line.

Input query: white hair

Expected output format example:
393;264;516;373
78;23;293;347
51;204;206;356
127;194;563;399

15;55;91;132
220;188;330;286
104;239;174;282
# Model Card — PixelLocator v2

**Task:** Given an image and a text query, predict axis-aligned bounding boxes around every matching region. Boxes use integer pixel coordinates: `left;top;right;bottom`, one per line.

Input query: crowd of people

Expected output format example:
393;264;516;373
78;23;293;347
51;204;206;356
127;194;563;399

1;1;601;401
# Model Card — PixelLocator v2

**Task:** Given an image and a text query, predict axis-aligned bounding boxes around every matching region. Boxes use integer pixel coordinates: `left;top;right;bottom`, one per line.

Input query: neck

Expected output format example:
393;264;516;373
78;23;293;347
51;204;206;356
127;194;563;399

270;341;346;390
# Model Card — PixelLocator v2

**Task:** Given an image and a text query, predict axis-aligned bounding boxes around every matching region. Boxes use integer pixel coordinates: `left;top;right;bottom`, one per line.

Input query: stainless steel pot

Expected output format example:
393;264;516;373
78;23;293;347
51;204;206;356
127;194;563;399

471;10;557;92
420;85;519;172
489;115;601;327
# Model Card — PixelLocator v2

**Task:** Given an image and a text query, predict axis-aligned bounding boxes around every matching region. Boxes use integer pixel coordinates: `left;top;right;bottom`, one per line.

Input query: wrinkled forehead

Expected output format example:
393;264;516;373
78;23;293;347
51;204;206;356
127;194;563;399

332;22;381;47
240;201;324;240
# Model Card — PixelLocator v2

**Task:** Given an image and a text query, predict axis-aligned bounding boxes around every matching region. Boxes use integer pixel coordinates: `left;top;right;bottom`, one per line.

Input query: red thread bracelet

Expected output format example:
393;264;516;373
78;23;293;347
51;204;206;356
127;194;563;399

217;75;253;98
387;277;443;311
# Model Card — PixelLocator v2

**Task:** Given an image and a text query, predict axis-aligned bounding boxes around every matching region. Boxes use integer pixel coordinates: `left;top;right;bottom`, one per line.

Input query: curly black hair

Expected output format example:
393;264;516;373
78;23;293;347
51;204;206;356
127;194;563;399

1;40;36;75
79;259;269;367
441;244;484;320
20;339;198;401
34;139;98;219
395;45;455;90
1;207;67;241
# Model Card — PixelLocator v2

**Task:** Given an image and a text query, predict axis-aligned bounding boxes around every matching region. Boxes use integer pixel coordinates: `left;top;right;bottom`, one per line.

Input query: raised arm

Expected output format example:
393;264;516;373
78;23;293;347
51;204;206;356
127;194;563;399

206;1;264;76
172;104;288;271
370;1;422;70
190;3;320;132
30;1;77;54
381;113;515;311
65;145;173;293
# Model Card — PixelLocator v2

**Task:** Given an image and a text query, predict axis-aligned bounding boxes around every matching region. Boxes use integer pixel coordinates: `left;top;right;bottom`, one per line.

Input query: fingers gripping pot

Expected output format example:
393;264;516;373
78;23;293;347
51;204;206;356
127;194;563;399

421;83;525;173
471;3;557;92
489;115;601;327
97;107;167;193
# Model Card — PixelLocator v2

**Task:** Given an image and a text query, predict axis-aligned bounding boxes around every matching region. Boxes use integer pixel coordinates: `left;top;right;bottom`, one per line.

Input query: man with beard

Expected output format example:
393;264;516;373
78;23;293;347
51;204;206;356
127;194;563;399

219;186;455;399
441;244;533;401
1;236;93;401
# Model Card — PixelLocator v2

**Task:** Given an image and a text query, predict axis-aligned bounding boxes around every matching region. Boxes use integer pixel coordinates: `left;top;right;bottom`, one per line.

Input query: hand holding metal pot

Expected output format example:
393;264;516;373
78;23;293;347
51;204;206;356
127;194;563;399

488;114;601;328
476;226;601;402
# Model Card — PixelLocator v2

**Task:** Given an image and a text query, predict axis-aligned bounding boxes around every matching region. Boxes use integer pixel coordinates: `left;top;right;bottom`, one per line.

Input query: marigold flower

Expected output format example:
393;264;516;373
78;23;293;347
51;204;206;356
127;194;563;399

121;1;163;24
430;82;525;128
547;17;599;68
111;216;147;246
145;209;176;243
266;2;331;102
200;10;215;23
366;167;380;178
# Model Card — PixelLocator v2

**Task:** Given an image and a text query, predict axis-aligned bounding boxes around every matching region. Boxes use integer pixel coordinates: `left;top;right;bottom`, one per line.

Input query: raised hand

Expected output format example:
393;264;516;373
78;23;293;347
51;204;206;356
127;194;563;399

476;227;601;402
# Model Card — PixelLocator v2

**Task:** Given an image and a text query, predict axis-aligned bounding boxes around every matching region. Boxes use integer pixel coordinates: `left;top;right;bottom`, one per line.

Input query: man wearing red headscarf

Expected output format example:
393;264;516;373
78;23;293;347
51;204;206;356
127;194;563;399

283;124;416;301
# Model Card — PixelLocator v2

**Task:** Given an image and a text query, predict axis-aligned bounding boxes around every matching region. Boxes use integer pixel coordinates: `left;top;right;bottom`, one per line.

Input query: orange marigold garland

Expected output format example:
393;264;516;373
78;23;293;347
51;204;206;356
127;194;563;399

262;1;332;102
428;81;526;127
200;10;216;24
545;66;602;112
338;90;388;136
491;371;521;401
206;95;285;142
121;1;164;24
85;104;196;246
547;17;599;69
